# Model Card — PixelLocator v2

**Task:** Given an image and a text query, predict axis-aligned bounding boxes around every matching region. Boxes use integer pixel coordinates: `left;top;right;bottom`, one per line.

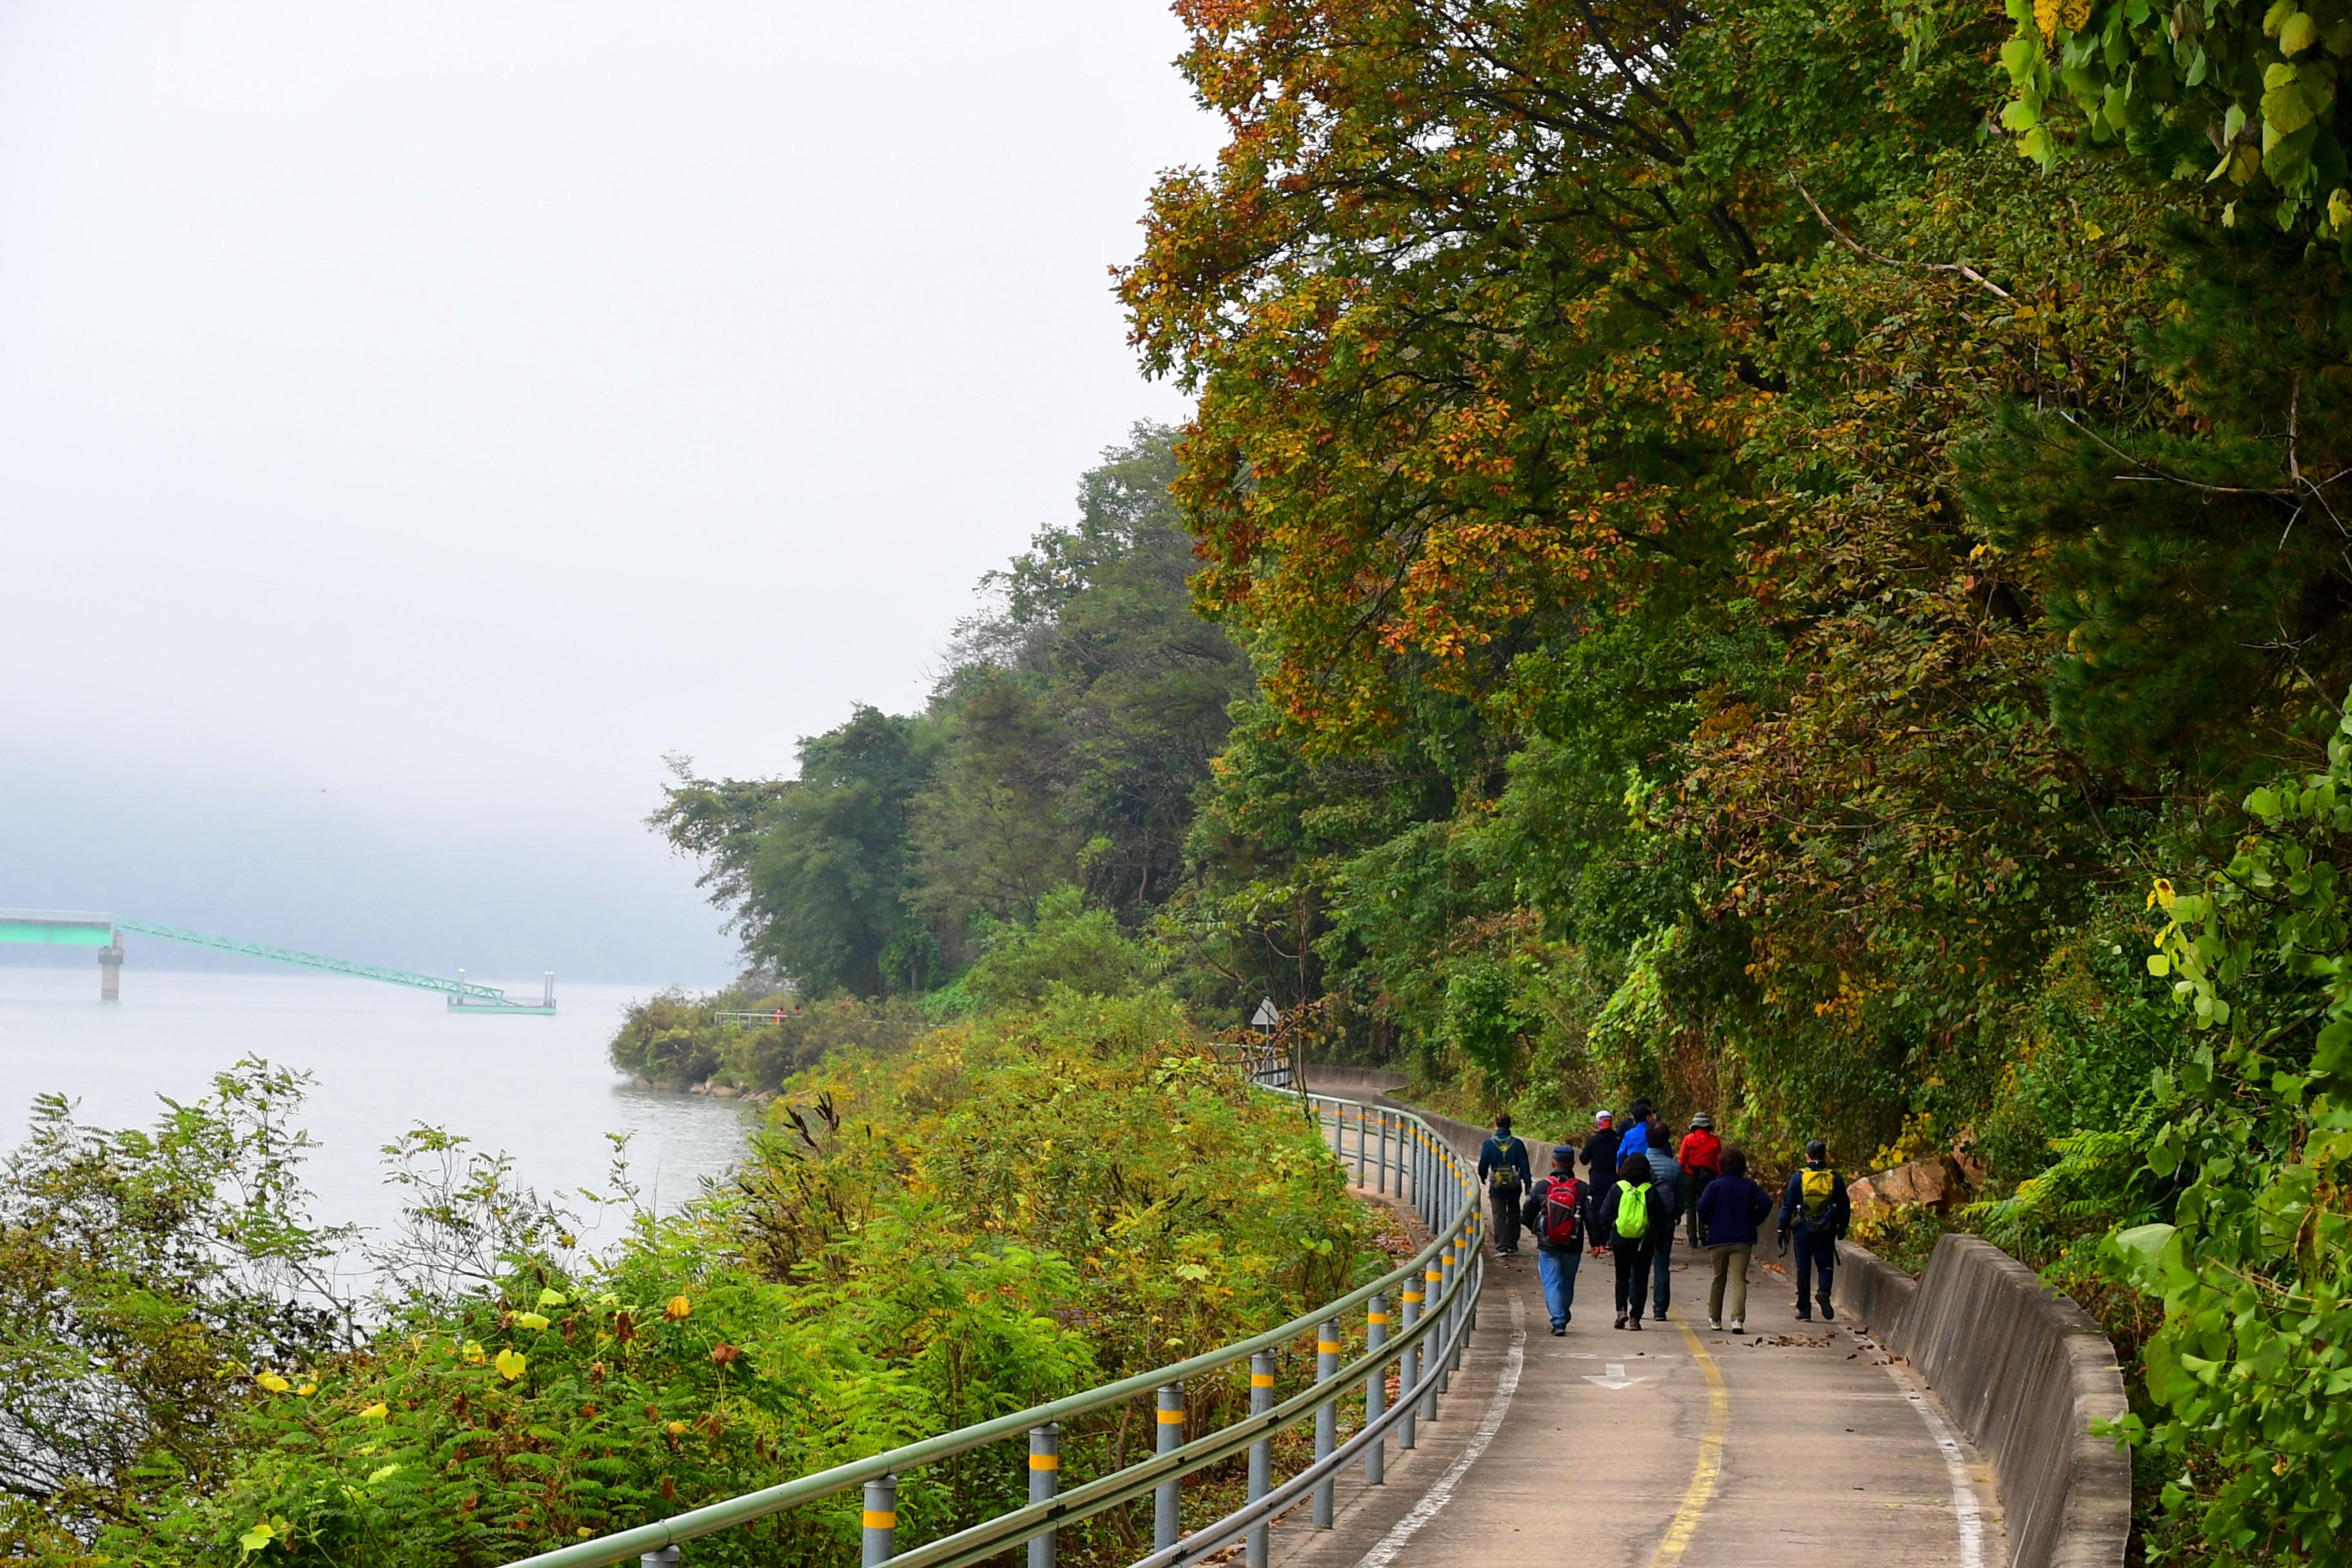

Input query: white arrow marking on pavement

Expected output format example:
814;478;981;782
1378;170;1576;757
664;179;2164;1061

1584;1362;1645;1389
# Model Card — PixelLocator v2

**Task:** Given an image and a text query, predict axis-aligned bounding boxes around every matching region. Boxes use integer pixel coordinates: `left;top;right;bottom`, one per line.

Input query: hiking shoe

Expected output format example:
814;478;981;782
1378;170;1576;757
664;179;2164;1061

1818;1292;1835;1320
1707;1318;1722;1331
1627;1315;1643;1331
1551;1322;1567;1337
1728;1318;1744;1333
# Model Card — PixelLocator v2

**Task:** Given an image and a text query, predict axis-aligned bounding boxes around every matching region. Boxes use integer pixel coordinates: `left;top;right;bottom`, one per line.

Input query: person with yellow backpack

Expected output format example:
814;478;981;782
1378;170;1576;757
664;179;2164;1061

1477;1113;1533;1255
1775;1140;1852;1322
1603;1152;1672;1331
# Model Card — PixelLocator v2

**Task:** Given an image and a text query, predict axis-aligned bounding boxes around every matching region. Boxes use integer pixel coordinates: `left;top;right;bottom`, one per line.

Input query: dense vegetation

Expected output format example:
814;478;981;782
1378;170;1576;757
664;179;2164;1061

19;0;2352;1552
627;0;2352;1556
5;1003;1373;1567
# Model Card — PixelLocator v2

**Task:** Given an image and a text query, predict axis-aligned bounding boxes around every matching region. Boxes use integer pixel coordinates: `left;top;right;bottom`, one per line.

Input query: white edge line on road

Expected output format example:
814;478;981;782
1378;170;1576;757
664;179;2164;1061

1351;1287;1525;1568
1849;1326;1986;1568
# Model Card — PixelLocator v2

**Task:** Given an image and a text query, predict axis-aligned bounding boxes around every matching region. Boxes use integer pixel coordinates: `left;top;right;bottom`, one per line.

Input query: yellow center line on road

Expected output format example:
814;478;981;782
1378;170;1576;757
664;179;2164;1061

1649;1311;1730;1568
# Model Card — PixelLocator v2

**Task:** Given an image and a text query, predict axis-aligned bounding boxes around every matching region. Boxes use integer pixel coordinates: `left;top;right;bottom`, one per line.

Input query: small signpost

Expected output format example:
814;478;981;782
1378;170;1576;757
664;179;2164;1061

1251;997;1280;1032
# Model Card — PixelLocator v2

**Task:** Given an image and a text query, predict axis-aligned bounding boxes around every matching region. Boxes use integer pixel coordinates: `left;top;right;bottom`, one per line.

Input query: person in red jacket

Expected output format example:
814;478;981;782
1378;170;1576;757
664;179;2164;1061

1679;1113;1723;1249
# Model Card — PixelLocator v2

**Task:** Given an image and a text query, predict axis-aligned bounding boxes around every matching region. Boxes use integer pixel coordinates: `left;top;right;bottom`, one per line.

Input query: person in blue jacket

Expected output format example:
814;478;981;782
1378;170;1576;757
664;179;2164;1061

1476;1113;1533;1255
1776;1140;1852;1322
1694;1147;1772;1332
1616;1097;1656;1163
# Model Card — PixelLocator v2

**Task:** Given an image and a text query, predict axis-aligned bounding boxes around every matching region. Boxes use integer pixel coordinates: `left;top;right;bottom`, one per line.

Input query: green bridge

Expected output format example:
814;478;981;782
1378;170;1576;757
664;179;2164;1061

0;908;554;1012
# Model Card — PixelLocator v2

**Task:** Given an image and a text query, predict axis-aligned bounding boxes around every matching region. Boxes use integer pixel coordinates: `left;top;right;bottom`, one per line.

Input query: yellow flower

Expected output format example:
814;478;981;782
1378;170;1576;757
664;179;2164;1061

461;1340;486;1365
361;1402;389;1420
666;1419;688;1435
295;1382;317;1396
495;1348;529;1382
256;1372;291;1393
664;1295;693;1321
514;1311;551;1331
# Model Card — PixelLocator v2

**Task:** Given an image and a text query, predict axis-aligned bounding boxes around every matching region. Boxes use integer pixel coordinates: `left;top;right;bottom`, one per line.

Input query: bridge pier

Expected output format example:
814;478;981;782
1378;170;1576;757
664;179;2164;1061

98;941;122;1003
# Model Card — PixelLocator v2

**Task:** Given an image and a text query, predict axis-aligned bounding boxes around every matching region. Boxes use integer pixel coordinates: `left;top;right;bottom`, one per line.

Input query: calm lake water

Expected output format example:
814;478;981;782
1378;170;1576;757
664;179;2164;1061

0;966;754;1253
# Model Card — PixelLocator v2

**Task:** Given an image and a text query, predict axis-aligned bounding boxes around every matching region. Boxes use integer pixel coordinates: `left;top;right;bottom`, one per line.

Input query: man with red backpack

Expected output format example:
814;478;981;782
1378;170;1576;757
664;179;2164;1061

1679;1113;1723;1248
1518;1145;1587;1335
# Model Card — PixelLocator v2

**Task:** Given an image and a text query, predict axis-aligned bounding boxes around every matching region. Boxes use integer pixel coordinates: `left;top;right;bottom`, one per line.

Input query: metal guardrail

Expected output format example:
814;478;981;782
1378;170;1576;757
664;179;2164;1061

502;1075;1484;1568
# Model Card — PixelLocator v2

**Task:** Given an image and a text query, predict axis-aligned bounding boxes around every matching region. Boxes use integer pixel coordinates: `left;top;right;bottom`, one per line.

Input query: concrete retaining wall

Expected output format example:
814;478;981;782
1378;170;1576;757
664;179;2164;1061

1835;1235;2130;1568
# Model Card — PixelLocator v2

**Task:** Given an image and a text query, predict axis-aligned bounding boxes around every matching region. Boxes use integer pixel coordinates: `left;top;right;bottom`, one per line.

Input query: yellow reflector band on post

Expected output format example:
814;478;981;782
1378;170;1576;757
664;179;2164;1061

1157;1409;1186;1424
1402;1290;1423;1303
1250;1373;1276;1387
1367;1313;1389;1324
1318;1340;1341;1353
1030;1454;1059;1470
863;1511;897;1529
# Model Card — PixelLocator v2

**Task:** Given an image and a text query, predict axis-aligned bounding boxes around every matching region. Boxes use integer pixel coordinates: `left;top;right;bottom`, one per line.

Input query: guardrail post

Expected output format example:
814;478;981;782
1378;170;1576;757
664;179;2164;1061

1397;1279;1421;1450
640;1548;678;1568
1377;1110;1389;1195
1155;1380;1184;1550
1451;1219;1472;1372
1313;1318;1340;1527
861;1474;896;1567
1364;1293;1387;1484
1420;1255;1445;1420
1028;1423;1059;1568
1247;1351;1276;1568
1433;1244;1456;1398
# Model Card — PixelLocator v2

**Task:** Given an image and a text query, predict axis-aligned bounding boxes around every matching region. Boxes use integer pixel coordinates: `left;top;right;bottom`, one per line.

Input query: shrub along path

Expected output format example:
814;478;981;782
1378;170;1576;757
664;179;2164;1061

1260;1191;2005;1568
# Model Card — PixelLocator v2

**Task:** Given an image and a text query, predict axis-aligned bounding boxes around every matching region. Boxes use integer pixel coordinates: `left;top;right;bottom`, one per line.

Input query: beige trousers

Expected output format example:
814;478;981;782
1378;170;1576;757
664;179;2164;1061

1707;1242;1753;1324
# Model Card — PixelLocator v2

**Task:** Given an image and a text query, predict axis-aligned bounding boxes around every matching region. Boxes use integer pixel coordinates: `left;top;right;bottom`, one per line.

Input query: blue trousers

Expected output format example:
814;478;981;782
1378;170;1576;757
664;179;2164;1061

1536;1245;1582;1327
1795;1230;1838;1306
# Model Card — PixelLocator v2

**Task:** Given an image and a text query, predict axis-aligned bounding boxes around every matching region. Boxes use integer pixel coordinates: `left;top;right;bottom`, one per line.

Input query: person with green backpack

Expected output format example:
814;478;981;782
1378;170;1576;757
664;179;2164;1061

1605;1152;1672;1331
1775;1139;1852;1322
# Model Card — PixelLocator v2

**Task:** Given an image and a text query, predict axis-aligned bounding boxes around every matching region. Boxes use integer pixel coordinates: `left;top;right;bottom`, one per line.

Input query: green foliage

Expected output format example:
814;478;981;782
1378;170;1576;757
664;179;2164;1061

2092;701;2352;1560
0;1063;351;1549
14;1009;1368;1565
959;887;1159;1008
657;424;1248;999
656;707;941;998
607;991;927;1095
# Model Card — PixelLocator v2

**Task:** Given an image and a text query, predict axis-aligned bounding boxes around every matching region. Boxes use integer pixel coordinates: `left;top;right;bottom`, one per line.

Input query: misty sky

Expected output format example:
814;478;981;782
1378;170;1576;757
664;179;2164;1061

0;4;1220;986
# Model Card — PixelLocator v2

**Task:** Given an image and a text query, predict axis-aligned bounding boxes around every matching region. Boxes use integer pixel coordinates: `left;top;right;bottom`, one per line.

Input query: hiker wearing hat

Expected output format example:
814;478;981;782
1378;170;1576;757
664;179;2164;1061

1476;1113;1533;1255
1680;1112;1723;1250
1579;1110;1622;1247
1776;1139;1852;1322
1517;1144;1587;1334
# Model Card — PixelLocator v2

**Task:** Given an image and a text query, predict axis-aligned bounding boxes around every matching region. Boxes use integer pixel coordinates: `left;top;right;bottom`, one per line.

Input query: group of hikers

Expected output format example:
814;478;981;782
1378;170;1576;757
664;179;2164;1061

1474;1102;1852;1336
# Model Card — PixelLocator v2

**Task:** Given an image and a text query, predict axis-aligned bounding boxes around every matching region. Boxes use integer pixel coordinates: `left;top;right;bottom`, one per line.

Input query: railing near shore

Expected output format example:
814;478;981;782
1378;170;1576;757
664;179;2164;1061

502;1072;1483;1568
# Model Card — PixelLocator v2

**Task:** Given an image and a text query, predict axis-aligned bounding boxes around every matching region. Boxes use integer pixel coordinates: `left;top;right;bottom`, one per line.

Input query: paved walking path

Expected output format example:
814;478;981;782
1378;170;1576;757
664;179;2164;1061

1262;1193;2004;1568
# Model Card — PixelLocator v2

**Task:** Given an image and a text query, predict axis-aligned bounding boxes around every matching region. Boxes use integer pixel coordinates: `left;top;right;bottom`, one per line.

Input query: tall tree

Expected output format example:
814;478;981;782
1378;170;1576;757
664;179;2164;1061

655;706;937;997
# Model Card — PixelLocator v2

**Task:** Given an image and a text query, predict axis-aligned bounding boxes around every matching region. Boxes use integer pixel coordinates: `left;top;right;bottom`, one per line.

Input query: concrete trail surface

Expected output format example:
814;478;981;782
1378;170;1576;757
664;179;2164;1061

1260;1204;2005;1568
